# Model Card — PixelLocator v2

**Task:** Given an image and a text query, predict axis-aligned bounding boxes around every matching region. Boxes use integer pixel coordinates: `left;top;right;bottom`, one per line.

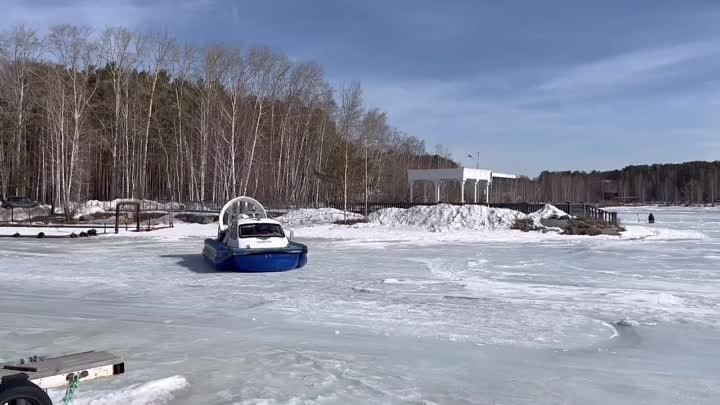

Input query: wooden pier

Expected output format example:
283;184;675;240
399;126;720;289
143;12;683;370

1;351;124;390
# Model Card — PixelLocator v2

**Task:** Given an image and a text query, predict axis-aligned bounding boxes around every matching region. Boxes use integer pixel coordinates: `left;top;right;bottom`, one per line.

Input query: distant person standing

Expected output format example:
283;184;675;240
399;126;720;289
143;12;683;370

648;213;655;224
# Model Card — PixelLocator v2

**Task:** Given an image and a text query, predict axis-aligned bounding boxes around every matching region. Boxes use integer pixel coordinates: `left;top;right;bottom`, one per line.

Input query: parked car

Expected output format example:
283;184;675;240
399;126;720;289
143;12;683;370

1;196;38;209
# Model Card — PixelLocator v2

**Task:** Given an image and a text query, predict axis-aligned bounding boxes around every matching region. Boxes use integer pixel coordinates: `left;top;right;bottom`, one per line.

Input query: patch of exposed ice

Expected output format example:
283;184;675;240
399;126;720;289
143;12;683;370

351;286;381;293
234;394;339;405
614;318;641;327
620;226;707;240
614;291;685;307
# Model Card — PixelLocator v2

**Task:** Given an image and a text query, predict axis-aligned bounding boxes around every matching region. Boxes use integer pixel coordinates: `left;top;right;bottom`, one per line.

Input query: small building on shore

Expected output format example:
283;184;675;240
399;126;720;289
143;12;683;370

408;168;517;203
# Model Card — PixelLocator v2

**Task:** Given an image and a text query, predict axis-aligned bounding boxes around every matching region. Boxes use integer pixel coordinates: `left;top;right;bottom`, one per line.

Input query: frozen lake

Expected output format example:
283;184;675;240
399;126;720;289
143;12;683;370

1;206;719;404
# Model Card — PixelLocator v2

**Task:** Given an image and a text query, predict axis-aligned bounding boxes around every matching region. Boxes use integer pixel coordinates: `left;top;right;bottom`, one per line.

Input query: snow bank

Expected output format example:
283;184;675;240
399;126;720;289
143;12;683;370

367;203;524;232
275;208;364;225
84;199;185;211
527;204;571;222
48;375;188;405
0;205;51;222
73;204;106;219
525;204;572;232
0;199;185;222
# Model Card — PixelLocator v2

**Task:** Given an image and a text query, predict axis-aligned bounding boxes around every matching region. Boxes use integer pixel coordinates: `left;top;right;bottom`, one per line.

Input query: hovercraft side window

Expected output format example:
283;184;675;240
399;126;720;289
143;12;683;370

239;223;285;238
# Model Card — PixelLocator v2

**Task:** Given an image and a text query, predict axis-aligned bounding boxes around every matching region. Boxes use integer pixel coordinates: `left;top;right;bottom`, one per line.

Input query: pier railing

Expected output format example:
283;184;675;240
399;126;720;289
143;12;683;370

324;201;618;225
82;200;619;225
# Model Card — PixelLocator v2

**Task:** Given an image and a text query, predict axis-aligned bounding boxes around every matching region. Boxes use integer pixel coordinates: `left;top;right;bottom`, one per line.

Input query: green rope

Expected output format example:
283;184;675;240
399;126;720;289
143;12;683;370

62;374;80;405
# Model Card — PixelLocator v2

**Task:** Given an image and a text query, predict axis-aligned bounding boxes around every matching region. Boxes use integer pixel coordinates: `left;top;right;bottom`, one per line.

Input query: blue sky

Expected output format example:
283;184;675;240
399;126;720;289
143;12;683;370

4;0;720;175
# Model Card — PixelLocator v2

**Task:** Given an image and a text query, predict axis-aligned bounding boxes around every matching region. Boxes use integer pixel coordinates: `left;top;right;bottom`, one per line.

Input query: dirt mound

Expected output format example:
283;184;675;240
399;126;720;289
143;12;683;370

514;216;623;236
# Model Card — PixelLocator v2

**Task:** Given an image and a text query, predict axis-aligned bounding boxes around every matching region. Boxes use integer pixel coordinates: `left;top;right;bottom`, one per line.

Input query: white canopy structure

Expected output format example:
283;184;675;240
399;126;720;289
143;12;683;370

407;168;517;203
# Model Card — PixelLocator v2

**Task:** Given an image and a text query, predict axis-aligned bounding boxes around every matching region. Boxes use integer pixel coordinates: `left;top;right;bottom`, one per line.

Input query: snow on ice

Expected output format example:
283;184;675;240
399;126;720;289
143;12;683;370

1;204;719;404
48;376;189;405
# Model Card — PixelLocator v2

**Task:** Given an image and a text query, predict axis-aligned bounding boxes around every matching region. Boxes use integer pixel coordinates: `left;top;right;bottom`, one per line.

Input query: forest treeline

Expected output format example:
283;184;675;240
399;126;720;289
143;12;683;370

0;25;454;214
3;25;716;211
500;161;720;204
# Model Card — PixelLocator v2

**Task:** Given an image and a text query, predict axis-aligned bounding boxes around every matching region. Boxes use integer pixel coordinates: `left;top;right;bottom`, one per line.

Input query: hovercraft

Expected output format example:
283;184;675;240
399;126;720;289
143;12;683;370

202;197;307;272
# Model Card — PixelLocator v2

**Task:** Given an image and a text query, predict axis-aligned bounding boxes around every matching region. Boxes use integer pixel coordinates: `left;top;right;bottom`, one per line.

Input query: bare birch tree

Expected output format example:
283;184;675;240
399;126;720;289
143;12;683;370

47;25;99;217
100;27;135;198
0;24;456;208
136;31;172;197
0;25;41;197
337;81;363;219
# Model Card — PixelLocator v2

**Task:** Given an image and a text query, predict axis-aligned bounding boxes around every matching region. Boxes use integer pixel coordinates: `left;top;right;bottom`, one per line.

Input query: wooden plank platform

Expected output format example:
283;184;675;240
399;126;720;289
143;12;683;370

1;351;124;389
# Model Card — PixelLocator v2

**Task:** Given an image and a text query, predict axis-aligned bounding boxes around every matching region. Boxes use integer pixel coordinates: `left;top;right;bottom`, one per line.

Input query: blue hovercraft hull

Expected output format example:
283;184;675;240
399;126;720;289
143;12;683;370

202;238;308;272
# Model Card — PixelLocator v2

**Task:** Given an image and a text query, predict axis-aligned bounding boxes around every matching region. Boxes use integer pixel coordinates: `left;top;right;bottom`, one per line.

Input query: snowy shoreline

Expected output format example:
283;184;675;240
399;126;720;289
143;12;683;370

1;203;708;242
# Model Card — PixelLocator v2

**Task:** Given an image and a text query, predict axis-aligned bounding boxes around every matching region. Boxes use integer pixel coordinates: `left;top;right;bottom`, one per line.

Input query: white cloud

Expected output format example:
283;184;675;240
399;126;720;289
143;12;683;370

358;68;720;174
538;40;720;93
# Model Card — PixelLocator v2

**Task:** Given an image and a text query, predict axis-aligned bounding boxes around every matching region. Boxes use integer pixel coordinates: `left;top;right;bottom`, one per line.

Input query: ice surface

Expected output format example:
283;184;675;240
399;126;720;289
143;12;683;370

1;206;719;404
